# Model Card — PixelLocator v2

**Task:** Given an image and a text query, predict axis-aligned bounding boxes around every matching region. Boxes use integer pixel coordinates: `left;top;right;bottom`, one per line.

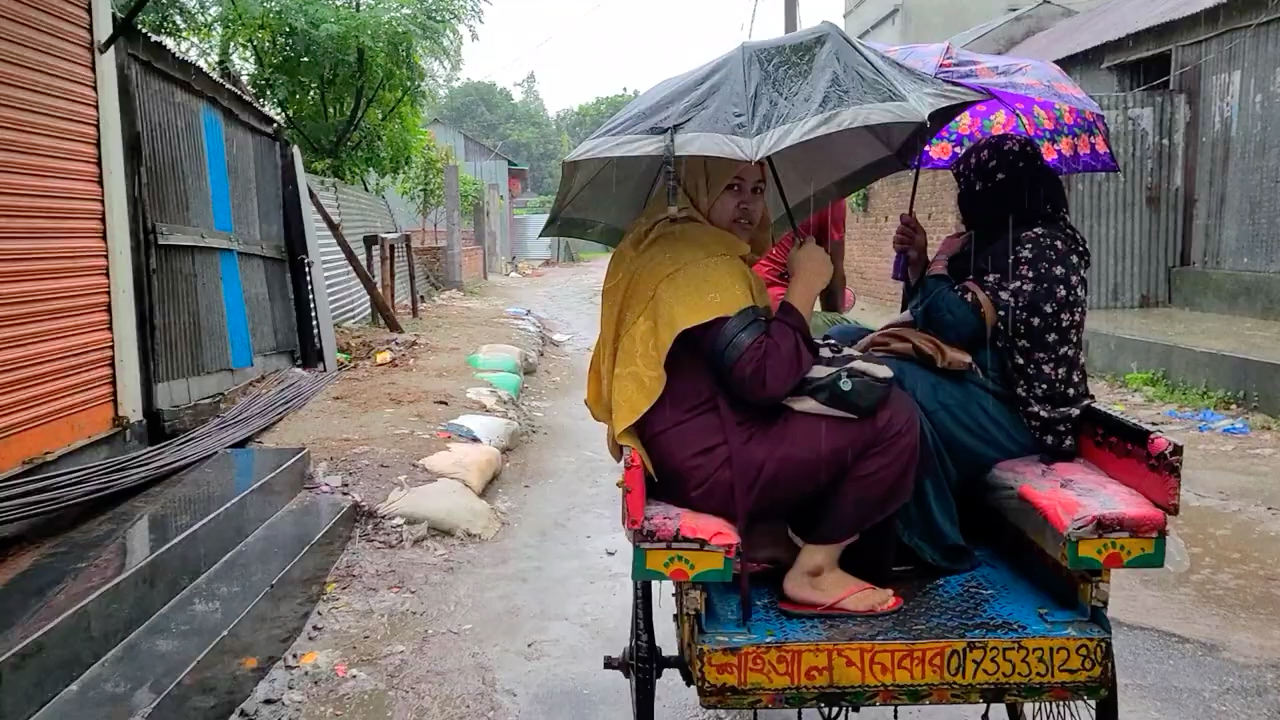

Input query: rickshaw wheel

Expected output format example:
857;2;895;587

1004;653;1118;720
627;581;658;720
604;582;659;719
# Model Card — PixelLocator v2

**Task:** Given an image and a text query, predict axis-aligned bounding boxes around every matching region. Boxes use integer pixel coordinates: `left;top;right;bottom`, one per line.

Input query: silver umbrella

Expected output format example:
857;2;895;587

541;22;987;245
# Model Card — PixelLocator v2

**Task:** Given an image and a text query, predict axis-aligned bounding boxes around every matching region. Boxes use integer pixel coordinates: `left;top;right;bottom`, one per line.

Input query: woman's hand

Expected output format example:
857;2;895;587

893;214;928;281
927;231;973;276
787;236;833;294
784;237;832;323
934;231;972;261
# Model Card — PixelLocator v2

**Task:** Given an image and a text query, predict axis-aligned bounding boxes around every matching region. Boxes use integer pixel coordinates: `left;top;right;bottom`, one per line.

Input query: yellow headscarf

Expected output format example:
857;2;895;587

586;157;774;464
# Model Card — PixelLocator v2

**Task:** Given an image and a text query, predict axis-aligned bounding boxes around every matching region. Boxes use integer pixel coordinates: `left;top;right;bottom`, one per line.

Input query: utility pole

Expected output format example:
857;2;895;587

784;0;797;33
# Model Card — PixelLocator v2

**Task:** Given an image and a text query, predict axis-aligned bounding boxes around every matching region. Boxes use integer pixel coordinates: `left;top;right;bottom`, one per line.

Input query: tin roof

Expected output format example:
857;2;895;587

948;1;1076;51
1007;0;1229;60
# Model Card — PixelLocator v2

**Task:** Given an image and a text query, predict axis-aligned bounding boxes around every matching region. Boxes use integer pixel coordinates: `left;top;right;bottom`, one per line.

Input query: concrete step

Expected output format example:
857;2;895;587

1085;308;1280;414
0;447;310;720
32;491;353;720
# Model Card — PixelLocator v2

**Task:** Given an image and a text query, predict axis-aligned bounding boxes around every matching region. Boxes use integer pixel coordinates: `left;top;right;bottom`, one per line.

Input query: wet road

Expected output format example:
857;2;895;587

453;262;1280;719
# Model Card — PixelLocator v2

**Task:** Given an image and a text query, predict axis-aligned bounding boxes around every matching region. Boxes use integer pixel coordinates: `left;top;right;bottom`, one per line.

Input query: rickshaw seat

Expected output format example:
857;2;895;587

621;447;741;554
636;500;742;555
978;403;1181;570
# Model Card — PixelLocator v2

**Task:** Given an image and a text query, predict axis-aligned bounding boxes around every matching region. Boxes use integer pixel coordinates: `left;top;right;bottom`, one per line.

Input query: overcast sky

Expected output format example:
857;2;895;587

460;0;846;113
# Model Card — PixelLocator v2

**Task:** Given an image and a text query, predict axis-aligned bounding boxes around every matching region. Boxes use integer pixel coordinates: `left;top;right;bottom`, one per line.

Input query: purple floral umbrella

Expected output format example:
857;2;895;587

869;42;1118;279
872;42;1119;173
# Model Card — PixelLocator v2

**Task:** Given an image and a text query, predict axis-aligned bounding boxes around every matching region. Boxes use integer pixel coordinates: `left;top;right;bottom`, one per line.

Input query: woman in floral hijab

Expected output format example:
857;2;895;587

835;134;1093;572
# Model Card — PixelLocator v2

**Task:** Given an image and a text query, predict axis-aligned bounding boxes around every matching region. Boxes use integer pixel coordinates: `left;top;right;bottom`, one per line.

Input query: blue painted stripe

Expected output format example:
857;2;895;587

201;104;234;233
219;249;253;368
201;104;252;368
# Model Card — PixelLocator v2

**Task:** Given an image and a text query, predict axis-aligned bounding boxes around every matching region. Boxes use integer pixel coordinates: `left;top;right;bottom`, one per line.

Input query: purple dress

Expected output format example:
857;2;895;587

635;302;920;545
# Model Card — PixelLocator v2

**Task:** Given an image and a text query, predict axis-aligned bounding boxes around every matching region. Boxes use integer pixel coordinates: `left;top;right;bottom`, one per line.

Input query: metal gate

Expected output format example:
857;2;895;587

1063;91;1187;309
123;33;299;410
0;0;117;473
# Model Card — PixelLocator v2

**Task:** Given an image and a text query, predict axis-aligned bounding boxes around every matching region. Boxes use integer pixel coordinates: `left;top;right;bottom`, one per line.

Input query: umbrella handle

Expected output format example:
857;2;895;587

892;164;922;282
766;158;802;239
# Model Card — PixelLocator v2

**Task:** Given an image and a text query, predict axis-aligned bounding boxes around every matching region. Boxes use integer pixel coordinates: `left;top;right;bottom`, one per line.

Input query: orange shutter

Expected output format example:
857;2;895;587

0;0;117;473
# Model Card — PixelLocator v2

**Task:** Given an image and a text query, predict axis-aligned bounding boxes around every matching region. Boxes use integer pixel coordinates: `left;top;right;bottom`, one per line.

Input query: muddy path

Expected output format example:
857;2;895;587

241;262;1279;719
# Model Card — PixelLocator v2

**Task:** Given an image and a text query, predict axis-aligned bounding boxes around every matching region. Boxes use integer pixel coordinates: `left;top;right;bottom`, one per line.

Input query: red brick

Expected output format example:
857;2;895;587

845;171;962;306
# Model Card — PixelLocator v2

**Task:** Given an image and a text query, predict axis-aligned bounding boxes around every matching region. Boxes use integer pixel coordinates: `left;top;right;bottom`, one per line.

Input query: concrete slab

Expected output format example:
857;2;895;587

1172;268;1280;321
1086;309;1280;414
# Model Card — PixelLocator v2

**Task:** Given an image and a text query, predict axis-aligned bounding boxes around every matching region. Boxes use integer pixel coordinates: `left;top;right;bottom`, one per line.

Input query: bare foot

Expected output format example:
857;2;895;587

782;564;896;613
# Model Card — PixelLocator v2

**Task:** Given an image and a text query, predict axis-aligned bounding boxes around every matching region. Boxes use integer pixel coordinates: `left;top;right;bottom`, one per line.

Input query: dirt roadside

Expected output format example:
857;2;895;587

235;281;575;720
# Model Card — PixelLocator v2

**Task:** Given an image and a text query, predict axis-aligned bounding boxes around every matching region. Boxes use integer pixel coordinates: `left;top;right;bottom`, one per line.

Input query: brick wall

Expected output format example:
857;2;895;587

411;227;477;247
417;245;484;285
845;171;962;307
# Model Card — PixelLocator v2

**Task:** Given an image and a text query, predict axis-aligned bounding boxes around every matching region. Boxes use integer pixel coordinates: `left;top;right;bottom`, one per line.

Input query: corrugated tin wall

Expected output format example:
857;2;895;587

307;176;406;325
0;0;117;473
1063;92;1187;309
125;48;298;407
335;182;410;306
1176;17;1280;273
512;214;552;261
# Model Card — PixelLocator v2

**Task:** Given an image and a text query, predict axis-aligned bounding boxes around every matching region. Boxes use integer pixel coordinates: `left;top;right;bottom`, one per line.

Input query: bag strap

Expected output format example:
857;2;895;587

961;280;997;338
712;306;770;377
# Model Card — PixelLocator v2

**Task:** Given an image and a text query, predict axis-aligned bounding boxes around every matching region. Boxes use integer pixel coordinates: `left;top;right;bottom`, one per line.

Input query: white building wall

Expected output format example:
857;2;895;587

845;0;1048;44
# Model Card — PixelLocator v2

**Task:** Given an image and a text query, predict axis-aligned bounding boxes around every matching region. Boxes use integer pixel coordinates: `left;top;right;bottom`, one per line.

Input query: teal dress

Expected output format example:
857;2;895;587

826;276;1038;571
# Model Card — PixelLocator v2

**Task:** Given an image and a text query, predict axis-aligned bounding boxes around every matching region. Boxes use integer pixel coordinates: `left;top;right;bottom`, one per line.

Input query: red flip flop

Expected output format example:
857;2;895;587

777;582;905;618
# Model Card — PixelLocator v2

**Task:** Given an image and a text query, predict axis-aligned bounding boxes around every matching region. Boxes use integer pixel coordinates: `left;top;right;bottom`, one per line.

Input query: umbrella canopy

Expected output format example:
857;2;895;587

872;42;1118;174
541;22;986;246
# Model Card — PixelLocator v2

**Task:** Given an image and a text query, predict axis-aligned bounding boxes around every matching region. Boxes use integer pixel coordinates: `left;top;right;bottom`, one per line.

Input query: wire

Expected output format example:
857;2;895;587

749;0;761;39
477;0;609;83
1099;1;1279;95
0;370;339;525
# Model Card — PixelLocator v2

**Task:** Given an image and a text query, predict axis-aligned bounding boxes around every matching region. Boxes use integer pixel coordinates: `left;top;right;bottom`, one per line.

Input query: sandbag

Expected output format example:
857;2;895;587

419;443;503;495
375;480;500;539
475;371;523;399
466;386;515;412
478;343;538;374
441;414;521;451
467;352;522;375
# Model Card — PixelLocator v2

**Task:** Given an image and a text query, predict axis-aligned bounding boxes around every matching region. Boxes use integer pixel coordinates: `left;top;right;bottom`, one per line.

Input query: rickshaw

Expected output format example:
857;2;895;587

603;402;1182;718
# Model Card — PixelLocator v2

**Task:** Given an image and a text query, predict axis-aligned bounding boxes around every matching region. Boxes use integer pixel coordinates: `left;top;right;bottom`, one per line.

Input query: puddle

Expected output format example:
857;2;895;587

1110;500;1280;662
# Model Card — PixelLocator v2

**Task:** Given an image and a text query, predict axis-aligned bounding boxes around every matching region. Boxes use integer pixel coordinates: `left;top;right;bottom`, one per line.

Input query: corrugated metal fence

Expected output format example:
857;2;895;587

1064;91;1187;309
512;214;552;261
1176;17;1280;273
307;176;410;325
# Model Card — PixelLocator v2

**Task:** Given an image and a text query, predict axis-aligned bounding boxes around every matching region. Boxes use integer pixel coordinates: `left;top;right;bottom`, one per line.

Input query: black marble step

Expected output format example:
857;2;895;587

32;491;353;720
0;447;310;720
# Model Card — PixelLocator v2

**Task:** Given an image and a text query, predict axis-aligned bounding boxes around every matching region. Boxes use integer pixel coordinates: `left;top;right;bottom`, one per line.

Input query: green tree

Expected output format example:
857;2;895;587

554;89;639;152
398;135;487;233
127;0;483;182
397;133;449;230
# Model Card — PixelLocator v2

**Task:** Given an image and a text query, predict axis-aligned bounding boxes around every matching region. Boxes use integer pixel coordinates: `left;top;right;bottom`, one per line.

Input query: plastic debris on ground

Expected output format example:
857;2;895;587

505;307;531;316
467;351;522;375
1165;409;1251;435
475;371;523;399
441;414;521;451
419;443;503;495
374;349;394;365
375;480;500;539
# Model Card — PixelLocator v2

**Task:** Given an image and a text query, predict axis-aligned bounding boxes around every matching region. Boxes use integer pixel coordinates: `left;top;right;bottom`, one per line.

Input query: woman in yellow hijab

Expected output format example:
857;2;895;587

587;157;921;616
